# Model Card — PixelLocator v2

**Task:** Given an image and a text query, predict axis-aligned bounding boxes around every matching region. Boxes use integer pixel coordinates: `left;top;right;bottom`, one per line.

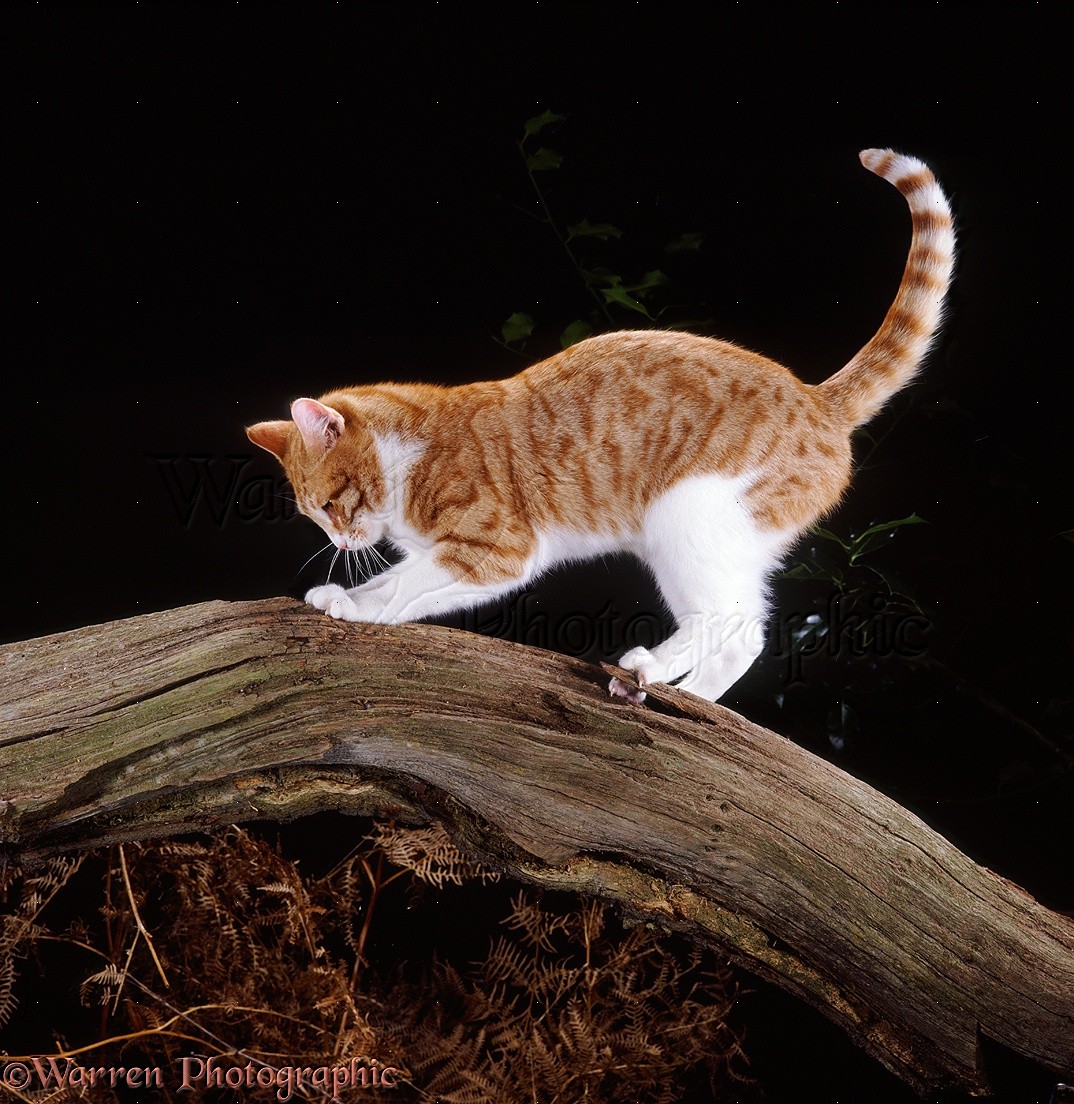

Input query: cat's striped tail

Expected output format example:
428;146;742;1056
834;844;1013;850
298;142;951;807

819;149;956;427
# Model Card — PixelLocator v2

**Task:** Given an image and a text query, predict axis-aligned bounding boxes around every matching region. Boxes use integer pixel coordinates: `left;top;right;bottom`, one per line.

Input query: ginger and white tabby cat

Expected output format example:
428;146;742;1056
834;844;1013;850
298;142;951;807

248;149;955;703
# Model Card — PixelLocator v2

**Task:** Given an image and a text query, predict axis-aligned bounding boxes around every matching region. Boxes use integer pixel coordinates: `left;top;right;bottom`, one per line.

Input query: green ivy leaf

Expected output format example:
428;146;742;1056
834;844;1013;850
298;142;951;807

811;525;852;553
848;514;928;564
559;320;594;348
863;565;923;609
523;110;566;137
566;219;624;242
780;561;831;581
501;311;535;344
526;147;563;172
600;285;653;318
624;269;670;297
579;265;616;287
665;231;703;253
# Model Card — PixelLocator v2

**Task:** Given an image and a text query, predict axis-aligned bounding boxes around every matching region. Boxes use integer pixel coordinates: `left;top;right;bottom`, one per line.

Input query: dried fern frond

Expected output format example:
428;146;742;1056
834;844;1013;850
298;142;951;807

0;852;84;1026
113;829;380;1068
80;963;123;1008
2;820;750;1104
0;954;16;1028
380;890;749;1103
502;888;575;952
369;822;501;888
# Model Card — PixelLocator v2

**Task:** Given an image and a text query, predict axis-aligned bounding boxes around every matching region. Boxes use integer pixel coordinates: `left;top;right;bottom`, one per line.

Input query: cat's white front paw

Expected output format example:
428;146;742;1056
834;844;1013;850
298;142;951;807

326;592;365;622
306;584;347;611
306;584;372;622
306;584;387;623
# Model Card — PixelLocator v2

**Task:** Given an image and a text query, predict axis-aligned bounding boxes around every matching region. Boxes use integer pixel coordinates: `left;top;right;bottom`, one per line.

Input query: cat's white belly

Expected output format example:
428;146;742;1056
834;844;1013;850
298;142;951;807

532;525;639;574
530;470;792;577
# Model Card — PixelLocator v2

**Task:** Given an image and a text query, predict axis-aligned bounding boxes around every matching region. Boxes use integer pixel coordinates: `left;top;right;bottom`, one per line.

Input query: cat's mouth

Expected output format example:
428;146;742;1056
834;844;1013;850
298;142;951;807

330;519;385;551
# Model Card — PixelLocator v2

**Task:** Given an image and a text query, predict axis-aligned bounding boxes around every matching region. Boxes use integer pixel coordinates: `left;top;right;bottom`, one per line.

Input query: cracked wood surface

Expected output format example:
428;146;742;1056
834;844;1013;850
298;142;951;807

1;597;1072;1095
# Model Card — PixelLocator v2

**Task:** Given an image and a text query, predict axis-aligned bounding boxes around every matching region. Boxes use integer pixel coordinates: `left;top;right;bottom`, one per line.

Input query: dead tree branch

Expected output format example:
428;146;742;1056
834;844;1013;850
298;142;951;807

1;598;1071;1095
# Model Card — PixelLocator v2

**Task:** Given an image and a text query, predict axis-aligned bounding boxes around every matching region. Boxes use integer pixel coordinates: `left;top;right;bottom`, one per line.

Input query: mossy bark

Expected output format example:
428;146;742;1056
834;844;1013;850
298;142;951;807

1;598;1072;1095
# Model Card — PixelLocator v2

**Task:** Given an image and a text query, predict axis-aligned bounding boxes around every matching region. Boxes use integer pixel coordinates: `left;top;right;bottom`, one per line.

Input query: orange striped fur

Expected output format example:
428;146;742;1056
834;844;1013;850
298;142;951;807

248;149;955;702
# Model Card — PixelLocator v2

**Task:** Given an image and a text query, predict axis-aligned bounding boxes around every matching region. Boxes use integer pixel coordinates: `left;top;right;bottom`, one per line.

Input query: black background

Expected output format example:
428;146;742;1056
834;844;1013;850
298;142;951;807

8;3;1072;1102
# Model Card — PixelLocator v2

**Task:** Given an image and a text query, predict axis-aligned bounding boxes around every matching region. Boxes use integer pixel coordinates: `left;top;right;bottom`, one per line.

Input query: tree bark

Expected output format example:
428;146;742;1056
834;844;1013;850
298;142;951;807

1;598;1071;1096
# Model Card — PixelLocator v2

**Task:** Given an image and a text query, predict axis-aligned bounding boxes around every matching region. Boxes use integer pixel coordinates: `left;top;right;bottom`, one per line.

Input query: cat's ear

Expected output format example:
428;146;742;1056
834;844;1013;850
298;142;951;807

246;420;292;460
291;398;345;454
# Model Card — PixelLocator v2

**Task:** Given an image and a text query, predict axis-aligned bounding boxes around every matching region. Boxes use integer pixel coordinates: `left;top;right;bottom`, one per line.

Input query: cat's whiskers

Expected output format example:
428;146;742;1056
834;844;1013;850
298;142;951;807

246;149;955;705
326;547;342;585
294;541;336;583
367;543;391;571
355;545;378;583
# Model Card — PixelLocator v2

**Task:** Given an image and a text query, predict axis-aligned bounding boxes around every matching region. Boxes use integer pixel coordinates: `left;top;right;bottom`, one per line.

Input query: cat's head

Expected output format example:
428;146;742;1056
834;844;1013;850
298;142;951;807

247;398;388;550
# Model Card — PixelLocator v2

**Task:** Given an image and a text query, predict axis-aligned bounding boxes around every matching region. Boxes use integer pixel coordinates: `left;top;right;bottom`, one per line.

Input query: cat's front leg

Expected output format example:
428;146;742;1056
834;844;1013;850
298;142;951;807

305;583;350;612
304;577;395;622
307;548;529;625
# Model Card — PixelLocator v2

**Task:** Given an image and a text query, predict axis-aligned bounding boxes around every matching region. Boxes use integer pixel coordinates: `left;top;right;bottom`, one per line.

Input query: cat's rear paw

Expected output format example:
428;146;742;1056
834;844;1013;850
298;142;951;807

306;584;347;611
609;675;647;704
608;645;666;704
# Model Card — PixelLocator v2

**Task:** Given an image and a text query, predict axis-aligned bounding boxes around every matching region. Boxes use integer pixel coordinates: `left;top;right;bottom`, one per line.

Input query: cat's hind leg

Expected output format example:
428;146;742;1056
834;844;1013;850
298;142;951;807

609;474;784;703
609;566;769;703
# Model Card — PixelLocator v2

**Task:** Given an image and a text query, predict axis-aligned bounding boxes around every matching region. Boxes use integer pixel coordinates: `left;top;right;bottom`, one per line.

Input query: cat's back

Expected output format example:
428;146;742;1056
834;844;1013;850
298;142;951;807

506;328;834;471
489;329;848;532
517;329;799;396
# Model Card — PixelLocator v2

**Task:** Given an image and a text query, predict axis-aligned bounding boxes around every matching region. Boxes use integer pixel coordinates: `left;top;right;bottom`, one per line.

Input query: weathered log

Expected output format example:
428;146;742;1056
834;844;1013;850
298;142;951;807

1;598;1071;1095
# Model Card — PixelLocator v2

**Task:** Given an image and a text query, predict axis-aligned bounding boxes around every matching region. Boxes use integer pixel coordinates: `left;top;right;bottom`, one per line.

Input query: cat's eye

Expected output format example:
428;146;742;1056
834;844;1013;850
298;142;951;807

322;500;334;515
